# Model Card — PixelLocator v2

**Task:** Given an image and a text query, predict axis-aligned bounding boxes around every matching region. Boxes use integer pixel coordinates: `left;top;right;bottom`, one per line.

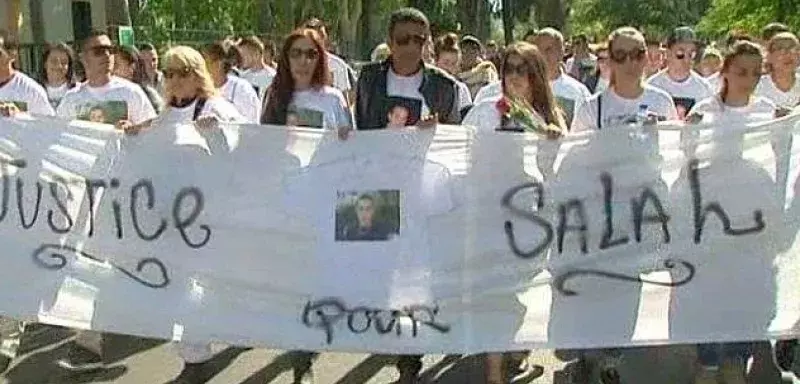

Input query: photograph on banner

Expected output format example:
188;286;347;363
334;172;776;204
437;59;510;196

386;96;422;128
287;106;324;129
75;101;128;124
0;100;28;112
335;190;401;242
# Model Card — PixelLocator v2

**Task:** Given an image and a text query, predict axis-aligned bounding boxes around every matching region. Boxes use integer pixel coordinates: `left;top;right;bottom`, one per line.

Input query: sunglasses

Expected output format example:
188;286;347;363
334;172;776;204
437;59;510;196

674;50;697;60
288;48;320;60
610;48;646;63
90;45;116;56
504;62;529;76
164;67;192;79
394;34;427;46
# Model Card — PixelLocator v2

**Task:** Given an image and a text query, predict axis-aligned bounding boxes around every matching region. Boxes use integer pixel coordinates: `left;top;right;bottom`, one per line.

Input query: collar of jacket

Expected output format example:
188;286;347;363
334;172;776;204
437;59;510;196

375;57;443;107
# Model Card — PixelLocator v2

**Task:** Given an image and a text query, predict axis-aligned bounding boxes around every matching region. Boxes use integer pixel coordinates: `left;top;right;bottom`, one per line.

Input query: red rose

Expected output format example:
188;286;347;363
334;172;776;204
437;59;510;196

496;97;511;116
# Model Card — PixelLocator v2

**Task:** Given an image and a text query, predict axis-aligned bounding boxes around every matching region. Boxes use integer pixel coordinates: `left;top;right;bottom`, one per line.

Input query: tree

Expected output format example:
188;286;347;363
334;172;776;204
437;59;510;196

697;0;800;38
568;0;711;39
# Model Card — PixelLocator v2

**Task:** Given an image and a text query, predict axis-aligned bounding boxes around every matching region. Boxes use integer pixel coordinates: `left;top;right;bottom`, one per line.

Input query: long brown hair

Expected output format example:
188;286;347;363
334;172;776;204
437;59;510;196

500;42;565;129
262;29;330;125
719;40;762;104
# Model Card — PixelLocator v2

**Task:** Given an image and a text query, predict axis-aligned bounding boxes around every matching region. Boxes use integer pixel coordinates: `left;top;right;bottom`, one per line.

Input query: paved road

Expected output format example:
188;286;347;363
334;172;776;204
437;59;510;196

1;326;798;383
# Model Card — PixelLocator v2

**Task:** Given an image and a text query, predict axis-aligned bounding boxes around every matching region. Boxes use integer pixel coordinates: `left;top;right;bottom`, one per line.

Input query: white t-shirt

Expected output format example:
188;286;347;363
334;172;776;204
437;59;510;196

688;96;776;156
0;72;55;116
456;80;473;111
473;80;502;104
147;96;244;150
386;69;430;121
286;86;352;129
285;155;456;307
552;74;591;126
56;76;157;124
706;72;722;93
647;70;714;119
755;75;800;109
571;85;678;132
240;67;276;100
46;83;70;108
220;74;261;124
328;53;353;93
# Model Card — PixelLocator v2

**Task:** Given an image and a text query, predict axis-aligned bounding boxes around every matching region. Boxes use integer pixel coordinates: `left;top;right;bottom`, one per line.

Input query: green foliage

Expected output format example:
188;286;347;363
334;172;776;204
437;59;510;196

568;0;711;41
696;0;800;39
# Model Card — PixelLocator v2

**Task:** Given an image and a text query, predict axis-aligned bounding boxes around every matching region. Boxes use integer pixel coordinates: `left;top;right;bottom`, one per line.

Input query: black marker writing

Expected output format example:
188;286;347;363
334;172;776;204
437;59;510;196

173;187;210;249
16;178;42;229
558;199;588;254
130;179;167;241
689;159;765;243
501;182;553;259
47;178;74;234
301;298;450;345
631;188;670;243
599;173;630;250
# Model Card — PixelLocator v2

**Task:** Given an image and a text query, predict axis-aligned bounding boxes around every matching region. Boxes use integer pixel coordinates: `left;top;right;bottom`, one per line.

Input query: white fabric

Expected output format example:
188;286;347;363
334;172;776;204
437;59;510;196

552;74;591;126
0;72;54;116
473;80;502;104
287;86;351;129
387;68;430;118
240;67;276;100
3;117;800;354
45;83;70;108
328;53;353;93
571;85;678;132
456;80;473;110
756;75;800;109
220;74;261;124
56;77;157;124
647;70;714;118
706;72;722;93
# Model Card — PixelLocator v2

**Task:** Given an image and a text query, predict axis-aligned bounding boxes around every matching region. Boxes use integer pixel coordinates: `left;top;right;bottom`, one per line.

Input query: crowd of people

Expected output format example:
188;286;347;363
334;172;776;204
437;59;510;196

0;5;798;384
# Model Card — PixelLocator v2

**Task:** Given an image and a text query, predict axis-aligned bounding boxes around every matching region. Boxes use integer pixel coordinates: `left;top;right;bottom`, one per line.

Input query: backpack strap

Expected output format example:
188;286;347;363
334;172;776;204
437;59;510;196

596;95;603;130
192;98;208;121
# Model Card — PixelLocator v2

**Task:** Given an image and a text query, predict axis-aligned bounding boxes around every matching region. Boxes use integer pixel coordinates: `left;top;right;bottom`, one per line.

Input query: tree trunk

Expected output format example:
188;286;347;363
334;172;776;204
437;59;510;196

6;0;21;39
106;0;132;27
534;0;566;31
502;0;514;45
337;0;362;60
360;0;373;60
28;0;44;44
256;0;275;34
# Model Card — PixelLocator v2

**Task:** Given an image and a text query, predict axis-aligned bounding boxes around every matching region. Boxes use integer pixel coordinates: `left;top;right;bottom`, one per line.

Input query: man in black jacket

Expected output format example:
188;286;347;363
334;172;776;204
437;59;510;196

355;8;462;131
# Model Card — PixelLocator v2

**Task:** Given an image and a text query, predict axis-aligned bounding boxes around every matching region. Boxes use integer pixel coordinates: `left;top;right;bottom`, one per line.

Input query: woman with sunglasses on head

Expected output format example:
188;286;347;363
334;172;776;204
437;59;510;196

572;27;678;132
682;41;779;384
433;33;473;118
463;41;566;384
40;42;77;108
261;29;351;132
114;45;164;114
202;41;261;123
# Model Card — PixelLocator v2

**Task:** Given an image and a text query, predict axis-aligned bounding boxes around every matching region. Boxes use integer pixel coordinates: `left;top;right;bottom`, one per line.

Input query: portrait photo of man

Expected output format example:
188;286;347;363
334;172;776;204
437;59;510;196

335;191;400;242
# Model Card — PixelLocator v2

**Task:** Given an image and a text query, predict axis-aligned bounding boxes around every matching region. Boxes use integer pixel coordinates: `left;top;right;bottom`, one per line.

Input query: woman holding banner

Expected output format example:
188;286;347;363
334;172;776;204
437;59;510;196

260;28;352;384
682;40;782;384
261;28;351;133
463;41;566;384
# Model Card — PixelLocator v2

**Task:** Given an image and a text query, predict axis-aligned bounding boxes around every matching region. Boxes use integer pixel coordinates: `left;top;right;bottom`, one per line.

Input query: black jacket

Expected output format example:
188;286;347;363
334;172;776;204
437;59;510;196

355;58;462;130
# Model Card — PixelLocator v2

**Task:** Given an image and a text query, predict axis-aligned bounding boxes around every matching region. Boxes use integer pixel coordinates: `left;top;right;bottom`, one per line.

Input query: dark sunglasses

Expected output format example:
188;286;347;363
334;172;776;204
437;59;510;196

394;34;427;46
90;45;116;56
610;48;646;63
164;67;192;79
503;62;529;76
674;50;697;60
288;48;320;60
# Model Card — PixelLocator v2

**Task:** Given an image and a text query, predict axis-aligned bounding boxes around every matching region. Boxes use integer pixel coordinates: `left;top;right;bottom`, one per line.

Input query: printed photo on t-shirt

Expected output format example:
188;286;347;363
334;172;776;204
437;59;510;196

673;97;696;120
76;101;128;124
555;96;576;127
335;190;401;242
287;106;324;129
386;96;422;128
0;100;28;112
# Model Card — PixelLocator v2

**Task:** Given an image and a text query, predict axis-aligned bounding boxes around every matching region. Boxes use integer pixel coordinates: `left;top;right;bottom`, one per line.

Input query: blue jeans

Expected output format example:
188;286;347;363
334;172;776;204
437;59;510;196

697;342;754;367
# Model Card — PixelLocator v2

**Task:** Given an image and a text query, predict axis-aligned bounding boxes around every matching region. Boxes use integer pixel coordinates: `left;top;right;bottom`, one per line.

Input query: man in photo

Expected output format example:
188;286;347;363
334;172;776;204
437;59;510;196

387;105;410;128
88;106;106;123
341;194;393;241
286;111;301;127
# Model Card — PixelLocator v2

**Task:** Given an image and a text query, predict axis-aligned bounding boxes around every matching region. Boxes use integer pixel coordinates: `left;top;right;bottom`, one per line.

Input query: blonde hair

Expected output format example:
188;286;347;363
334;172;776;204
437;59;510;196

162;46;218;102
768;32;800;52
607;27;646;88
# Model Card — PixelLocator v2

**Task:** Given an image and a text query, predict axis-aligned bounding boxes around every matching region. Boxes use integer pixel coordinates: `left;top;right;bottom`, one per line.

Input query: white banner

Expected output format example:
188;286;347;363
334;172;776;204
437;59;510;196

1;115;800;354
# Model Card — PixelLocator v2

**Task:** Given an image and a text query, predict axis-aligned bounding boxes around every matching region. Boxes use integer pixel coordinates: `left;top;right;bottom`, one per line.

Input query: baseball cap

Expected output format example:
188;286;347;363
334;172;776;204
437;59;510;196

667;26;697;47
